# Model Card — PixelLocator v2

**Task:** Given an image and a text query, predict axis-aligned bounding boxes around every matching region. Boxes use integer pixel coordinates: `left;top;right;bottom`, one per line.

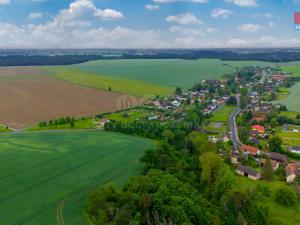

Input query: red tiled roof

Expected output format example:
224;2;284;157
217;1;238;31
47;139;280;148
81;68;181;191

241;145;259;155
252;125;265;133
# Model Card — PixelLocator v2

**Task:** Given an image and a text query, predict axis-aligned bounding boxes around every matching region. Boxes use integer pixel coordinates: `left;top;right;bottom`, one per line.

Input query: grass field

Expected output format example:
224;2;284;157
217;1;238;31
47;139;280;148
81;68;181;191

0;131;154;225
208;105;235;122
279;111;300;119
282;65;300;77
68;59;274;88
274;82;300;112
45;67;173;97
236;176;300;225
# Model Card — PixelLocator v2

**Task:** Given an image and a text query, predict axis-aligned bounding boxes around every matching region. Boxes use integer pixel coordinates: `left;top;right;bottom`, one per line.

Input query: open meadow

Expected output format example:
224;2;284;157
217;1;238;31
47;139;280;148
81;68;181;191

274;83;300;112
0;131;154;225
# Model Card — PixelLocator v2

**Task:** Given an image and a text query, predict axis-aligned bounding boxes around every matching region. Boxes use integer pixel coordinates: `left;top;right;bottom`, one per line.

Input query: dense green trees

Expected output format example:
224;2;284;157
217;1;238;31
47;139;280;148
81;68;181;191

275;186;297;206
86;127;273;225
263;158;273;181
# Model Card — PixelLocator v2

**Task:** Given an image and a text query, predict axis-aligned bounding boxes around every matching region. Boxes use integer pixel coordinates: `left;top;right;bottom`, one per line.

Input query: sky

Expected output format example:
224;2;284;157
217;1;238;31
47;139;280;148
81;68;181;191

0;0;299;48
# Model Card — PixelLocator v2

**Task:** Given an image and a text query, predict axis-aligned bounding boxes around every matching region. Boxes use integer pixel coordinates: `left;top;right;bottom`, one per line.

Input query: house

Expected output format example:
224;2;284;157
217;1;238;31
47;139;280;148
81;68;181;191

285;163;300;183
241;145;260;157
171;100;180;107
251;125;265;134
259;159;279;171
269;152;288;164
290;146;300;154
98;118;110;128
251;113;266;123
231;150;248;164
237;165;261;180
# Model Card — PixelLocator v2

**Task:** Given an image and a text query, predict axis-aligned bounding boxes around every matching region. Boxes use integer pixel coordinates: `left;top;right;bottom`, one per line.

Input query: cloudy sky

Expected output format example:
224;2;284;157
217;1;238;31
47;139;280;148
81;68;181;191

0;0;299;48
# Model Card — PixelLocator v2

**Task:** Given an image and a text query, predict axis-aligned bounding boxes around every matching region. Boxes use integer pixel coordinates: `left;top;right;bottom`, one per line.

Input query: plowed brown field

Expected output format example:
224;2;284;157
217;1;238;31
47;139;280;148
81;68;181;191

0;76;124;129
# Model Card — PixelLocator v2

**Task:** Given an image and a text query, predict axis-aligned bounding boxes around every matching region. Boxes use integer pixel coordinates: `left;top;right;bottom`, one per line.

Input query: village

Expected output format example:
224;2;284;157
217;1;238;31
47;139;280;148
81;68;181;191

99;65;300;186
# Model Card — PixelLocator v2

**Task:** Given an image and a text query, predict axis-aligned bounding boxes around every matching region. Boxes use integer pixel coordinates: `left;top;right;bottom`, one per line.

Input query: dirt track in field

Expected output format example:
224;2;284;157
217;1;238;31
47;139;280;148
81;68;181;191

0;76;127;129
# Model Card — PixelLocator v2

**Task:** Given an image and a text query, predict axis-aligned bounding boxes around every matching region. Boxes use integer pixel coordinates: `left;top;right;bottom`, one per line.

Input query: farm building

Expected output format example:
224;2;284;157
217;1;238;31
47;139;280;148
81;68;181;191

269;152;288;164
286;162;300;183
237;165;261;181
241;145;260;157
231;150;248;164
259;159;279;171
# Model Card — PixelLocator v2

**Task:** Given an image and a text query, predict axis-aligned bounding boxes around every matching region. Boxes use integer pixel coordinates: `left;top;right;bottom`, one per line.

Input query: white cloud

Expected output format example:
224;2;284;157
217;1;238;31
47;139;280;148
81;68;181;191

170;26;204;36
263;13;273;19
0;0;10;4
268;21;274;27
61;0;123;22
225;0;257;7
227;38;249;47
145;4;160;10
153;0;208;3
166;13;202;25
29;12;43;19
238;23;261;32
211;8;232;18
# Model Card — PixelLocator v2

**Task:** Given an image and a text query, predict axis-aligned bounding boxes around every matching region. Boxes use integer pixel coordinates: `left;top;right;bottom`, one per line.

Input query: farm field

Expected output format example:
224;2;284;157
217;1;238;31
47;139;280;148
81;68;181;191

282;65;300;77
0;76;124;129
237;177;300;225
274;82;300;112
45;67;173;97
279;111;300;119
0;131;154;225
67;59;274;88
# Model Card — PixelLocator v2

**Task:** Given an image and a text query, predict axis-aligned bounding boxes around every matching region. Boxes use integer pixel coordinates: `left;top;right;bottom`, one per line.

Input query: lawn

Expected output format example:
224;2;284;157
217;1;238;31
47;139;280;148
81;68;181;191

277;87;290;101
44;67;173;97
0;131;154;225
280;111;300;119
106;110;145;123
208;105;235;122
68;59;274;88
274;82;300;112
236;176;300;225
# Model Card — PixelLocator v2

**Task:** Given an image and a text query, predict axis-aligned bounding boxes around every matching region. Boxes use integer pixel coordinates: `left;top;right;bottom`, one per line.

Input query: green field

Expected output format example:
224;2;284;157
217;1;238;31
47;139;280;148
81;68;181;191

45;67;173;97
0;131;154;225
280;111;300;119
237;177;300;225
282;65;300;77
208;105;235;122
68;59;274;88
274;83;300;112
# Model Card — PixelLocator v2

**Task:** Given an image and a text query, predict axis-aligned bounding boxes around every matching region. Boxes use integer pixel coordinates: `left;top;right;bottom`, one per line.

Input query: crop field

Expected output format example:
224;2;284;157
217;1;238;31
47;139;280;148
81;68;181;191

0;131;154;225
0;66;49;79
45;67;173;97
67;59;274;88
0;76;124;129
274;82;300;112
282;64;300;77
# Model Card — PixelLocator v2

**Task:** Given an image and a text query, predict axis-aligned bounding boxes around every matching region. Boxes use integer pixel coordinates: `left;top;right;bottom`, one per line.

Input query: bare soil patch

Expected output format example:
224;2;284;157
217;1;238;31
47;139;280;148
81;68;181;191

0;77;126;129
0;66;49;78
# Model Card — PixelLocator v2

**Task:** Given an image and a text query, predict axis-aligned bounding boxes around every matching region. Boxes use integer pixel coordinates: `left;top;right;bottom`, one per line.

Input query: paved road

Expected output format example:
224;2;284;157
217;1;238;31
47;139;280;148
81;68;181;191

230;96;243;147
